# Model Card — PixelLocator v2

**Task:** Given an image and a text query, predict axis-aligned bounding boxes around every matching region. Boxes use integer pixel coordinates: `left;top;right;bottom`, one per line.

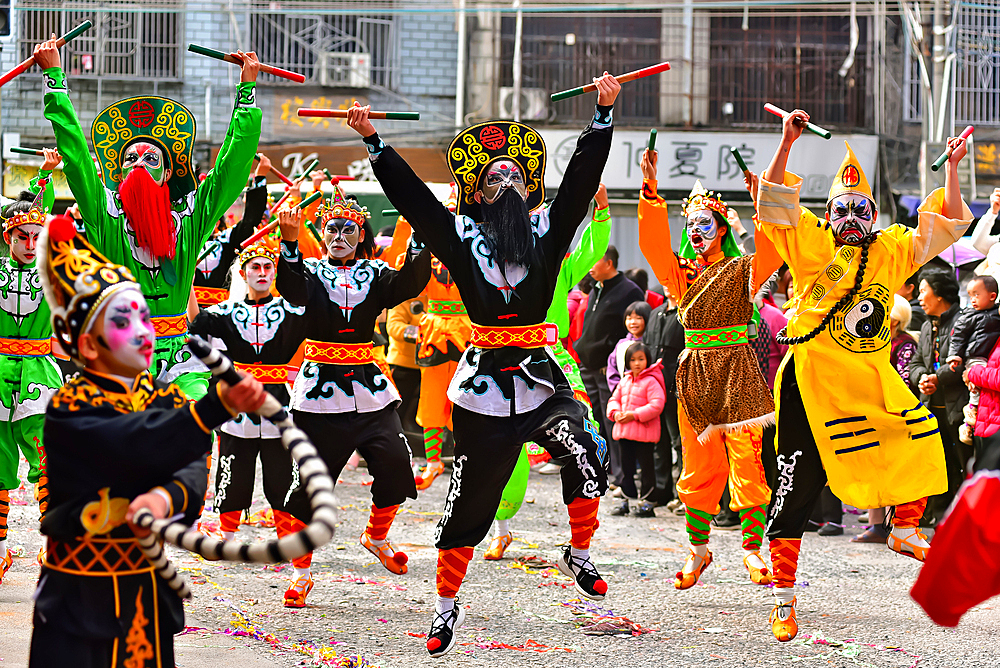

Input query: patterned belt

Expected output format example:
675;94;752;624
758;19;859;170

0;337;52;357
303;339;375;365
235;363;289;383
470;323;556;349
194;285;229;306
152;313;188;339
45;536;153;576
685;324;749;349
427;299;468;316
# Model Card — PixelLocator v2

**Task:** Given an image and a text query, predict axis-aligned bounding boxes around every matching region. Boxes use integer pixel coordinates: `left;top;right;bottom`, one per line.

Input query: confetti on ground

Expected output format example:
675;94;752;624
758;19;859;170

791;632;922;668
560;598;654;636
459;637;575;652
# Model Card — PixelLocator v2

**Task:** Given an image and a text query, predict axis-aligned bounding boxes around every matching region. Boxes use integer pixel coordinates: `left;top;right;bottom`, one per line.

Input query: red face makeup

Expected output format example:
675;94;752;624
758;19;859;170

99;289;155;374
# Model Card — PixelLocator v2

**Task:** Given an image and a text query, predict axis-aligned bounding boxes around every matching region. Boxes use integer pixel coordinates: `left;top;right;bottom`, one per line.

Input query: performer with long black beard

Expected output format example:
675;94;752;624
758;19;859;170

276;186;430;603
35;35;262;400
347;72;620;657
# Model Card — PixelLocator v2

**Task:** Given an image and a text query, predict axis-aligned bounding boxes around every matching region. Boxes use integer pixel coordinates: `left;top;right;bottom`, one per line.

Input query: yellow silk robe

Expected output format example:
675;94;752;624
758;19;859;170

757;173;973;509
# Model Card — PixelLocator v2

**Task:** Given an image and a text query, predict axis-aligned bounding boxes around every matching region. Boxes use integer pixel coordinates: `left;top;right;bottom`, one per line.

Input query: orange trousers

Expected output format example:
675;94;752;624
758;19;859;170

416;361;458;431
676;404;771;515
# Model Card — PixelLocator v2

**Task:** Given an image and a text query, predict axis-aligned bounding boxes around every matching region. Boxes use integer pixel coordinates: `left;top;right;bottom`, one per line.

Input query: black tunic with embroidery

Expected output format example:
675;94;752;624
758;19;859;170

32;369;234;665
370;111;613;417
276;241;430;414
193;175;268;292
189;294;308;437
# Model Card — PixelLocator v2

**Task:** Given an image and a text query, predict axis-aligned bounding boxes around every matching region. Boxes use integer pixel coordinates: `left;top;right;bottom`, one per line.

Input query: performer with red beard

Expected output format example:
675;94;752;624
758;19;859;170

35;36;263;399
347;72;619;657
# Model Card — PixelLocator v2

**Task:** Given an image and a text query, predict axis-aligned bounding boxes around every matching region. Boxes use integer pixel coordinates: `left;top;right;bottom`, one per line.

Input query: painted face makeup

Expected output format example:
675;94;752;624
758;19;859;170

6;223;42;265
686;210;719;256
480;159;527;204
98;289;154;374
325;219;362;259
121;142;167;186
828;194;875;246
244;258;275;295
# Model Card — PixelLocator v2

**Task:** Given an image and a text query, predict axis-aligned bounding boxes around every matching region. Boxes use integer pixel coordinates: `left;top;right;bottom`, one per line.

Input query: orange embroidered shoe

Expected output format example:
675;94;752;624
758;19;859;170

673;549;713;590
887;528;930;562
0;551;12;584
484;533;513;560
415;460;446;491
360;532;409;574
769;597;798;641
283;574;313;608
744;551;773;585
36;546;46;568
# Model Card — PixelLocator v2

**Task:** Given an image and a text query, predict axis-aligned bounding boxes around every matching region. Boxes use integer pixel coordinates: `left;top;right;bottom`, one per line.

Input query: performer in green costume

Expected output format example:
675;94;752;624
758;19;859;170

484;186;612;560
0;171;57;582
35;37;263;399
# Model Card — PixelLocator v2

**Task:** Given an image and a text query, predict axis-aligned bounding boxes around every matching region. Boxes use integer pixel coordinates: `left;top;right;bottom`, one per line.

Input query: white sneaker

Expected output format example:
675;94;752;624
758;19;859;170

537;462;562;475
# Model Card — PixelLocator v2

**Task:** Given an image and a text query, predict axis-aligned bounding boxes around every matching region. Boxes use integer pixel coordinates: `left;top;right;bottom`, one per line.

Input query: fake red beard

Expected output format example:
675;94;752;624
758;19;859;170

119;166;176;260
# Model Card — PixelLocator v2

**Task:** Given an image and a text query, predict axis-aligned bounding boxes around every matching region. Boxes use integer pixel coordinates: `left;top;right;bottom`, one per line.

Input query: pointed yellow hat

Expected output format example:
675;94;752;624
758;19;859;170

828;141;874;204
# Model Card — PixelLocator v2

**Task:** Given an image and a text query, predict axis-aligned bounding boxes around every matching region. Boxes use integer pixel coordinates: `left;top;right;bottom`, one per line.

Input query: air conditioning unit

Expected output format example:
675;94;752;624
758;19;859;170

498;87;548;121
318;52;371;88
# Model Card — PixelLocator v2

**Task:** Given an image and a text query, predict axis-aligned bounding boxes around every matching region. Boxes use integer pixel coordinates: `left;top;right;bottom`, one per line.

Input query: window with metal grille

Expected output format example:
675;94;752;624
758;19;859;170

708;12;872;130
499;12;661;125
246;6;396;89
17;2;182;81
954;0;1000;126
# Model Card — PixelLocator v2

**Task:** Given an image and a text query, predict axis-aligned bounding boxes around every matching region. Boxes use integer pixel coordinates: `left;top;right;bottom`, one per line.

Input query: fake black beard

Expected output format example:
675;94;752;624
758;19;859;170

479;188;532;266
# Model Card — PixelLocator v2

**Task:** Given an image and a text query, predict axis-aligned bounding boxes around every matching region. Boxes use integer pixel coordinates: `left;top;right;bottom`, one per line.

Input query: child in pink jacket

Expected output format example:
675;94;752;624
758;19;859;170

607;342;666;517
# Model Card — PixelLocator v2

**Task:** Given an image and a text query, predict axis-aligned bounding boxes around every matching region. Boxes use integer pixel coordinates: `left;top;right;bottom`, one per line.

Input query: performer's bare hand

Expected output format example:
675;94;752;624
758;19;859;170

40;147;61;172
311;170;326;190
279;206;302;242
255;153;272;178
728;208;746;237
66;203;82;220
743;170;760;202
238;51;261;83
594;71;621;107
947;134;969;167
782;109;809;146
347;101;377;138
126;492;169;538
991;188;1000;215
640;148;657;181
594;183;608;210
33;34;61;70
219;375;268;415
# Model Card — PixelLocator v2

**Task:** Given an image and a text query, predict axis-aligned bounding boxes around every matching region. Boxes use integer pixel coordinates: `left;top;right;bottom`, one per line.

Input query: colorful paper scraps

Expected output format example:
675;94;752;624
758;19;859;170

560;598;654;636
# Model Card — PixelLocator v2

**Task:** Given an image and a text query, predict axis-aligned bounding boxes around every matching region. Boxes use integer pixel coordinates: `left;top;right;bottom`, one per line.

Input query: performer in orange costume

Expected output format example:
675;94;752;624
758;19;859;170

637;148;781;590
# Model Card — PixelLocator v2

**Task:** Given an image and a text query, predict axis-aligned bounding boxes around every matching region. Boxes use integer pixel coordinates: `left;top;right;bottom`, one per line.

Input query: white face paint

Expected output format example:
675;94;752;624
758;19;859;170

5;223;43;265
828;194;876;246
98;289;154;375
686;210;719;256
243;258;275;295
325;219;362;259
121;142;168;186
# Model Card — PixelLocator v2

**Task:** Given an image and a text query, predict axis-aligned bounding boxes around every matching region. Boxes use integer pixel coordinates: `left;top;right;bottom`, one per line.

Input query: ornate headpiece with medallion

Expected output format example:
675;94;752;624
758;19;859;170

39;215;140;361
238;241;279;268
92;96;197;200
1;180;48;235
447;121;546;218
316;182;370;225
678;180;743;260
828;142;875;207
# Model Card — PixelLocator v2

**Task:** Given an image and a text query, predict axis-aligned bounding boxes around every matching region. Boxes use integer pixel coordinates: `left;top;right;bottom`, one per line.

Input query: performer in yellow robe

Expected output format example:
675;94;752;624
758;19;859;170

756;108;973;642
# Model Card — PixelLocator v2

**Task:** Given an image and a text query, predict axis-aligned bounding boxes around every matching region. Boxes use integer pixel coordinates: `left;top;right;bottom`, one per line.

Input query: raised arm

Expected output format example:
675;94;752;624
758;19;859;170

378;239;432;309
637;149;691;300
229;174;269;248
277;207;312;307
970;204;999;256
564;185;612;288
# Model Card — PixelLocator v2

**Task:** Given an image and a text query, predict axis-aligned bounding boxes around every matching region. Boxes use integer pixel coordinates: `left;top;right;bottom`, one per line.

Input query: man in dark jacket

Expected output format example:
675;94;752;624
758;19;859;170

644;295;685;505
574;246;644;486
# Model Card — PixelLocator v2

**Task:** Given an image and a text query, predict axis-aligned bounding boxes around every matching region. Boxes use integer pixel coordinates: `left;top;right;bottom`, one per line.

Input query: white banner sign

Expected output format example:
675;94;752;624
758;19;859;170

541;129;878;200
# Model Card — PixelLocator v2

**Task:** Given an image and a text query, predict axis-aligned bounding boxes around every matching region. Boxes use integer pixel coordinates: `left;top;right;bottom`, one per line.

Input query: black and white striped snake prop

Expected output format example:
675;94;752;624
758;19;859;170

131;336;337;600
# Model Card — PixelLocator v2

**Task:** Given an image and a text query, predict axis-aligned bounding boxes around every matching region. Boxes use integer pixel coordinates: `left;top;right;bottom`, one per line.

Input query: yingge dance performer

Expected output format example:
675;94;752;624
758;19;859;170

756;109;972;642
348;72;620;657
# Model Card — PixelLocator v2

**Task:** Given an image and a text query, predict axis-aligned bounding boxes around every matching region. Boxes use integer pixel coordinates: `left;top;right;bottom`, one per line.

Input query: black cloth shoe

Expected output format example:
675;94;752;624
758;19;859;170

558;547;608;601
712;515;741;531
610;501;630;516
426;601;466;658
635;502;656;518
805;520;822;532
817;523;844;536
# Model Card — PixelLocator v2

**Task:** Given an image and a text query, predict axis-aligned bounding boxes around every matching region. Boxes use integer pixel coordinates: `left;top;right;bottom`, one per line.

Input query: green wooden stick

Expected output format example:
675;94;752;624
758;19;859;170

295;158;320;181
62;20;94;43
306;220;323;244
196;240;220;265
647;129;657;152
383;209;399;217
10;147;43;156
730;147;750;177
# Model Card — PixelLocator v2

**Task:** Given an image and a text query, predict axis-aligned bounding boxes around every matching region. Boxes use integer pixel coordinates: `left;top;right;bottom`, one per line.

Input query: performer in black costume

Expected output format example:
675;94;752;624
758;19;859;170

31;214;265;667
346;71;620;657
187;240;316;607
276;186;430;603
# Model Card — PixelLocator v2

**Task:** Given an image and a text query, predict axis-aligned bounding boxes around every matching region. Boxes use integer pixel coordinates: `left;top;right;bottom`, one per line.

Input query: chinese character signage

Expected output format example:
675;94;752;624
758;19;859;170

272;90;369;138
542;129;878;199
3;164;73;199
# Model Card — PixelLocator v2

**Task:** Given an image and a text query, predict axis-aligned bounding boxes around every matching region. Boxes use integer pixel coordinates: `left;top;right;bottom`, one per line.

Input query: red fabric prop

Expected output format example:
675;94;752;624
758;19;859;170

119;166;176;260
911;470;1000;626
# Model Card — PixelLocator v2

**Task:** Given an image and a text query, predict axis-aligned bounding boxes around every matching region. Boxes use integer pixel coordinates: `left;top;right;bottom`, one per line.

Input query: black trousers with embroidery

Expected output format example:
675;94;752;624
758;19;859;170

766;359;831;541
286;405;417;520
435;388;609;550
215;433;306;517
